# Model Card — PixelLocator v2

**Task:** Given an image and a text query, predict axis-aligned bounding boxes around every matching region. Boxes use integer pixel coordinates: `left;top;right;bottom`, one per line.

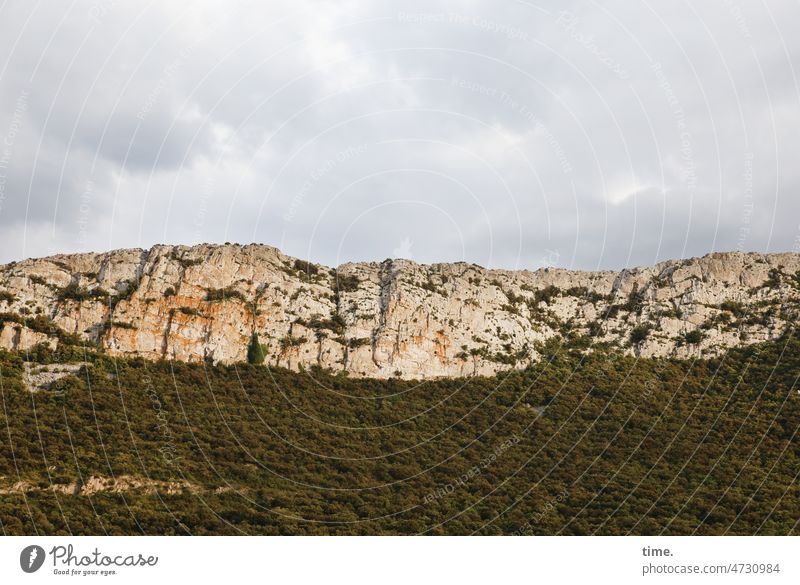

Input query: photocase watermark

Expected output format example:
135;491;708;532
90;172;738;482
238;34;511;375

88;0;116;24
283;143;368;223
721;0;753;40
51;545;157;577
539;248;561;269
651;62;697;197
397;11;530;41
20;545;46;573
21;543;158;576
450;77;573;175
736;151;754;251
423;434;521;504
503;94;573;175
193;176;214;241
2;91;28;146
556;11;630;79
514;488;569;535
392;237;414;260
76;180;94;247
0;90;30;216
450;77;500;98
641;378;658;402
142;375;181;466
137;43;195;121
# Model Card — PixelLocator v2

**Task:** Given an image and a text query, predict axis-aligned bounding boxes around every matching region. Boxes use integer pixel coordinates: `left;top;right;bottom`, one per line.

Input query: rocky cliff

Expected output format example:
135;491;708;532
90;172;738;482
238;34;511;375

0;243;798;378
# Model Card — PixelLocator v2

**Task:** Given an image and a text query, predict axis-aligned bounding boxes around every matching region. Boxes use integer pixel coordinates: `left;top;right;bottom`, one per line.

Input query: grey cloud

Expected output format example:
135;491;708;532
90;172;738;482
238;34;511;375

0;0;798;270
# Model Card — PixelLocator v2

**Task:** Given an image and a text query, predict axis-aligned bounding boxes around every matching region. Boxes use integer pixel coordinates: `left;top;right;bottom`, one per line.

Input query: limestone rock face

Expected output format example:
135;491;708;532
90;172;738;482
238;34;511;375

0;244;798;378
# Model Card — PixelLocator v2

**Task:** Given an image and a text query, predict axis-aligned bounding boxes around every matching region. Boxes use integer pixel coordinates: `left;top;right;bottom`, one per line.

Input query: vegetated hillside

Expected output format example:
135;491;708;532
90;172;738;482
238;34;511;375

0;332;797;535
0;243;799;379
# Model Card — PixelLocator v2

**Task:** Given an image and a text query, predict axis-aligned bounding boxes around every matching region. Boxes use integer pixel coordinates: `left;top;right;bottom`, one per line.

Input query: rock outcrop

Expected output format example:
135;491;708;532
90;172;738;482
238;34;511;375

0;243;798;378
0;475;202;496
22;362;88;392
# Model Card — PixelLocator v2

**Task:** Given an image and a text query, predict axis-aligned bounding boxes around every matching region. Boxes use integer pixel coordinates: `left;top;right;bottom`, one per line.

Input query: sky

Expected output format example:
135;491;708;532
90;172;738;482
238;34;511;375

0;0;798;271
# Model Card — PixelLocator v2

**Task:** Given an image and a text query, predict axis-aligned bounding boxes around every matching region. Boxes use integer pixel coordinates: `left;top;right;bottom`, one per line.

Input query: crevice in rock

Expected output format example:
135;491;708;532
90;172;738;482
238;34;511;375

161;310;175;359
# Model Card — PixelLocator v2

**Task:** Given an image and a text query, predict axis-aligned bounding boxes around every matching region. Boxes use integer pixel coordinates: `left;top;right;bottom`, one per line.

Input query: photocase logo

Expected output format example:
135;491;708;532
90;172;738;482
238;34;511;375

20;545;46;573
392;237;414;260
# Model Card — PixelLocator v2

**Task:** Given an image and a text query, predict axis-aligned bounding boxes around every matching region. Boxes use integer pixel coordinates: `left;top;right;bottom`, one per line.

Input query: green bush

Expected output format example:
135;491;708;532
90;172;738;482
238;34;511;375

630;324;651;345
205;287;246;302
719;300;746;317
587;321;603;337
170;250;203;268
57;283;109;302
293;259;319;277
279;334;307;349
332;273;360;293
533;285;561;305
305;314;346;335
346;337;370;349
684;330;704;345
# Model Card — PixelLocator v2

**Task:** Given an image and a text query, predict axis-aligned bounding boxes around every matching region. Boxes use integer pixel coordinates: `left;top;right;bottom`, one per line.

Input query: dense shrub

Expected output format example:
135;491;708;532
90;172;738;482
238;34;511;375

684;329;704;345
293;259;319;277
170;250;203;268
205;287;246;302
332;272;360;293
0;334;798;535
57;283;109;302
533;285;561;305
720;300;746;317
630;324;651;345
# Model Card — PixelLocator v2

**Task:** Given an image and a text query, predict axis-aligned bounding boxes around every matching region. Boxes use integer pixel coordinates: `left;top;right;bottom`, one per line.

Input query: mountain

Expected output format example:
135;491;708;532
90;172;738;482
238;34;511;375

0;243;798;378
1;244;798;535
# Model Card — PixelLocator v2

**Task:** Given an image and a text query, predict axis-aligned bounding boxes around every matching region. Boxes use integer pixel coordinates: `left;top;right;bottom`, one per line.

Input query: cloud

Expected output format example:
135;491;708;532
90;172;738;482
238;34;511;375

0;0;798;269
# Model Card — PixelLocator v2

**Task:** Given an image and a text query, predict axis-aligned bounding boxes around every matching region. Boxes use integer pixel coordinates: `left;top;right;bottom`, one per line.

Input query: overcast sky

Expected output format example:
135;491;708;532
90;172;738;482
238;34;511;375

0;1;798;270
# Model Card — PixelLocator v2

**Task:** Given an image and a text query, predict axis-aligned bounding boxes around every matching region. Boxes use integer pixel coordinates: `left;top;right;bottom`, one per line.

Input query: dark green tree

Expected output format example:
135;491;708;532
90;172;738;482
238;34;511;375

247;332;266;364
